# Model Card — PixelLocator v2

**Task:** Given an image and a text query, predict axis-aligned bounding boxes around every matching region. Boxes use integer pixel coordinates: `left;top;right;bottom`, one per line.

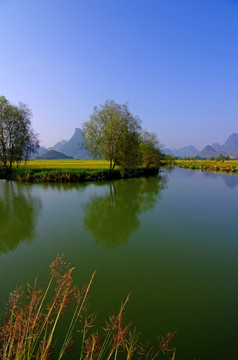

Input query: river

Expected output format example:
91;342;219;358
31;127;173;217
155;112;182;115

0;167;238;359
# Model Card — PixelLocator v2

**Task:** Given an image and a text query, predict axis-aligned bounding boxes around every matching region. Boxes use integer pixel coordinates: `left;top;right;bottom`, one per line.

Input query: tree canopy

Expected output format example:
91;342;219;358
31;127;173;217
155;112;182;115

83;100;142;171
0;96;39;174
140;130;164;168
83;100;164;171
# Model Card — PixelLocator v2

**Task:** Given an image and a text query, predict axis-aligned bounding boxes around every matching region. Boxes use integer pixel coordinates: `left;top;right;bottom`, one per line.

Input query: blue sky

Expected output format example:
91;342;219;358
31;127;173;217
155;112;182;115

0;0;237;150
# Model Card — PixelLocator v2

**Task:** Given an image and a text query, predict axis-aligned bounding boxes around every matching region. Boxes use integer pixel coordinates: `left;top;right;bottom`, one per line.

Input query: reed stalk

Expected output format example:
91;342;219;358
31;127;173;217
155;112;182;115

0;255;176;360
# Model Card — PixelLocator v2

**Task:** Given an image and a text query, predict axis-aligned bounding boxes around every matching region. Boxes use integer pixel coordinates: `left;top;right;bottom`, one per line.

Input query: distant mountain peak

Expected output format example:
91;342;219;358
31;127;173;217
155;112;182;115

56;128;91;159
74;128;83;134
198;145;217;158
166;145;199;157
37;150;73;160
49;139;67;151
202;145;216;152
211;143;221;151
222;133;238;153
226;132;238;139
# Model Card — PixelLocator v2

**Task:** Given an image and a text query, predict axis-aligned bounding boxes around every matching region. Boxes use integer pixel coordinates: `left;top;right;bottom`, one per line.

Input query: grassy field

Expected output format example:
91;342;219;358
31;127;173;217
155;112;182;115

17;159;111;169
2;160;159;182
173;159;238;173
9;159;238;175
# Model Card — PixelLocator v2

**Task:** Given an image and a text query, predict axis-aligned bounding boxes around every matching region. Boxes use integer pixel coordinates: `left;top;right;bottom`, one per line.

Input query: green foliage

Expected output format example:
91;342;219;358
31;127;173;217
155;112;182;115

0;96;39;175
164;154;175;163
215;153;230;161
83;100;142;171
140;131;164;168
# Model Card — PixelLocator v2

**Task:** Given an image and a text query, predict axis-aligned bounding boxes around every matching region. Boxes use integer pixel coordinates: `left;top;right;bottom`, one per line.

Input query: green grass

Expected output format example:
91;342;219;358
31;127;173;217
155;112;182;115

2;166;159;183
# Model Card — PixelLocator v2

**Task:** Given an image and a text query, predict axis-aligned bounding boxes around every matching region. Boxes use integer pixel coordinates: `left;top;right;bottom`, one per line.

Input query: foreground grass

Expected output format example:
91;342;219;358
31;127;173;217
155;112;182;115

0;254;176;360
172;160;238;174
17;160;112;170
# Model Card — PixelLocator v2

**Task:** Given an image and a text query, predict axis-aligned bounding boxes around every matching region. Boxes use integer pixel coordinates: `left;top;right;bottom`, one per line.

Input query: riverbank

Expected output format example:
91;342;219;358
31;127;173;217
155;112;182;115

0;166;160;182
171;160;238;174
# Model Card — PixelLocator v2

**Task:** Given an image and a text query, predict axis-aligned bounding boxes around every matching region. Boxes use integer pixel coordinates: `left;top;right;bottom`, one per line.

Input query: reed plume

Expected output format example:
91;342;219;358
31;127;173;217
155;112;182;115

0;254;176;360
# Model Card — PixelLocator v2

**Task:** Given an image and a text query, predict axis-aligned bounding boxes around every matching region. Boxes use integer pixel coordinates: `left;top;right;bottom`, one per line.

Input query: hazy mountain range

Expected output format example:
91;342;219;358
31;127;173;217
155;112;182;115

164;133;238;158
36;130;238;160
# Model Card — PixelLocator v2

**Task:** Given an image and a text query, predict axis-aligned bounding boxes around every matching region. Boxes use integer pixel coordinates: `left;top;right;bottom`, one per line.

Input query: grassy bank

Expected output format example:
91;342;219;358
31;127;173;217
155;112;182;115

171;160;238;174
0;166;159;182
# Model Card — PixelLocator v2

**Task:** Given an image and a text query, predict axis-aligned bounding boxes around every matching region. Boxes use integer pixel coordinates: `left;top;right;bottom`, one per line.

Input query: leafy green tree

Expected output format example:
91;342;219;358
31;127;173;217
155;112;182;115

215;153;230;161
140;130;163;168
165;154;175;163
0;96;39;174
83;100;141;171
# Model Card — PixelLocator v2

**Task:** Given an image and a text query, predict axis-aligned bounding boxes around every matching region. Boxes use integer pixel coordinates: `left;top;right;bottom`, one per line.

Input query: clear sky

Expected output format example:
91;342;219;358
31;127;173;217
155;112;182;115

0;0;237;150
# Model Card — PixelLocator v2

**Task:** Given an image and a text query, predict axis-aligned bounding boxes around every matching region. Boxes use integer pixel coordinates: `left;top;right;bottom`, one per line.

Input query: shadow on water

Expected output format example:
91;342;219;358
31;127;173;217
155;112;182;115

82;175;167;249
0;181;41;254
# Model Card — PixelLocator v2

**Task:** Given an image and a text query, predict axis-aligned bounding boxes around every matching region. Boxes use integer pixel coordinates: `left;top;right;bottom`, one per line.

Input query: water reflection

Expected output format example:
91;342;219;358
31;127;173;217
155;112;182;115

163;166;176;174
36;182;88;192
83;175;167;249
0;181;41;254
202;172;238;188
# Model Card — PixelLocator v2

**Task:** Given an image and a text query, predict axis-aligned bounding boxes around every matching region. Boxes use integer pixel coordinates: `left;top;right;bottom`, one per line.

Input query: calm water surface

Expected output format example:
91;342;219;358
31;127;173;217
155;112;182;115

0;168;238;360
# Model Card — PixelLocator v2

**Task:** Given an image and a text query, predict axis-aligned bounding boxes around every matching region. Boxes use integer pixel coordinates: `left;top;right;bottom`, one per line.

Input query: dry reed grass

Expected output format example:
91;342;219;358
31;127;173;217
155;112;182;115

0;254;176;360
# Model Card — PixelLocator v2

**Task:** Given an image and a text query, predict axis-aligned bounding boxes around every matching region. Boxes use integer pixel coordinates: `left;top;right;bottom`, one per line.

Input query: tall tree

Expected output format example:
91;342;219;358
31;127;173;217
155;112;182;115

0;96;39;174
83;100;141;171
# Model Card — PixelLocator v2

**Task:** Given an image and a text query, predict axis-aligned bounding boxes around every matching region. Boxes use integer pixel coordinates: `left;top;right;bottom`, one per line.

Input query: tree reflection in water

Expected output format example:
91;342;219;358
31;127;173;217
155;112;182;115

0;181;41;254
83;175;167;249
